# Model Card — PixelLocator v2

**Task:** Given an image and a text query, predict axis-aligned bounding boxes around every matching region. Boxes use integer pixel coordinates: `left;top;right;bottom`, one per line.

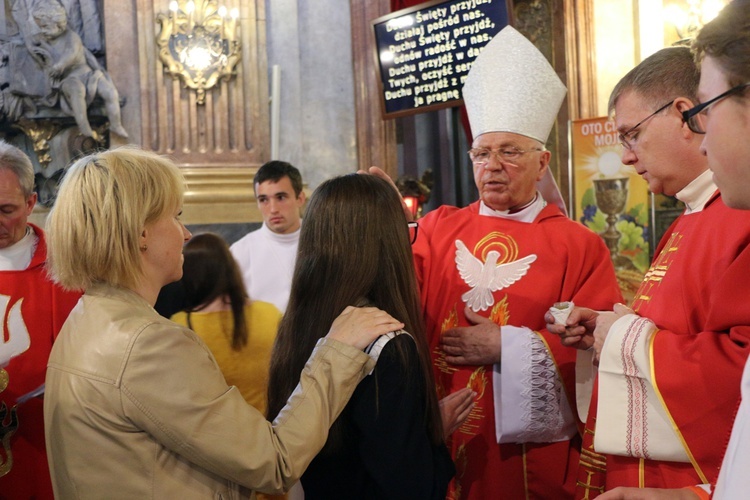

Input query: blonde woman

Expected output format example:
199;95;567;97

43;147;403;499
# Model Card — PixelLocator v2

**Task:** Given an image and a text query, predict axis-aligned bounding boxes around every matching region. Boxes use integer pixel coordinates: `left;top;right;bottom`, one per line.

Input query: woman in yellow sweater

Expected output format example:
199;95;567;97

172;232;287;500
171;232;281;417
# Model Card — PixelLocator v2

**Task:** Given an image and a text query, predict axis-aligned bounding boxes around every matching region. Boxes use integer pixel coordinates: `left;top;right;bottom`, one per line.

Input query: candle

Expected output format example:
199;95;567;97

169;0;178;34
230;7;239;39
218;5;227;39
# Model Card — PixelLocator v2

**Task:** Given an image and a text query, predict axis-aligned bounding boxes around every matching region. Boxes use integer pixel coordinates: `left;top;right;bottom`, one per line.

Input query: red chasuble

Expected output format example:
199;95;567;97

579;193;750;495
413;202;622;500
0;224;81;499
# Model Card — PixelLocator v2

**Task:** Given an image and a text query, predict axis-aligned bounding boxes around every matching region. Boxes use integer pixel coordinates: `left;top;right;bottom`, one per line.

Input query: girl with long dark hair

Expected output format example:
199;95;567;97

267;174;454;499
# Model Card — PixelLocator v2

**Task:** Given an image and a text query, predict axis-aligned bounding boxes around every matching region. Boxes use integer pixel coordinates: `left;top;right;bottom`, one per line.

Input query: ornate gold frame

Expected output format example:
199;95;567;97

155;0;242;104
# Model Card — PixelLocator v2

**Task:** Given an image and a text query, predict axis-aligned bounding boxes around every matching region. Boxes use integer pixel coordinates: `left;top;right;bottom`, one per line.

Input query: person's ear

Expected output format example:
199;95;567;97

536;150;551;181
25;192;37;215
674;98;697;140
139;228;148;250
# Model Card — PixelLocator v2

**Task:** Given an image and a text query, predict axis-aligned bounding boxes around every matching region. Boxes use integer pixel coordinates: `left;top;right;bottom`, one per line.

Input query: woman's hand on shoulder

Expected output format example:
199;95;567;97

326;306;404;350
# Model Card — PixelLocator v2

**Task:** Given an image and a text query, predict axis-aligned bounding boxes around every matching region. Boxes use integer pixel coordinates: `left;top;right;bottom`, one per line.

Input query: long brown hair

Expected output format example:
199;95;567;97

180;232;249;350
266;174;443;447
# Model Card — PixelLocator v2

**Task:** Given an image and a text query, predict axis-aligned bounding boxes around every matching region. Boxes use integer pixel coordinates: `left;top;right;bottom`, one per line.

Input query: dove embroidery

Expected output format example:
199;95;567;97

455;240;537;312
0;296;30;368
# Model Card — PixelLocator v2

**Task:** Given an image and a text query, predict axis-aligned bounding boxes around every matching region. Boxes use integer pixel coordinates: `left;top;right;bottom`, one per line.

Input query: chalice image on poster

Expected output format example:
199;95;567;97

577;148;644;273
593;176;633;269
572;117;651;301
591;151;635;270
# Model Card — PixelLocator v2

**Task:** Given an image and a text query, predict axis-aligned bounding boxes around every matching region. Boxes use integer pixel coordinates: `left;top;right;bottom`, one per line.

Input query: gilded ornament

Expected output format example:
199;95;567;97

156;0;242;105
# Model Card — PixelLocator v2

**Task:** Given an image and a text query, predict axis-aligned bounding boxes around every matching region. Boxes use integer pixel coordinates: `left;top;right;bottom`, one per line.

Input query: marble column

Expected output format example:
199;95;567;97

266;0;357;190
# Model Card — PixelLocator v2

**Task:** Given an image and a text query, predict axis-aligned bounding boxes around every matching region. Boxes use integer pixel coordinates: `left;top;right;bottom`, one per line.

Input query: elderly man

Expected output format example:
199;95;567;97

0;141;80;498
547;45;750;498
397;27;622;499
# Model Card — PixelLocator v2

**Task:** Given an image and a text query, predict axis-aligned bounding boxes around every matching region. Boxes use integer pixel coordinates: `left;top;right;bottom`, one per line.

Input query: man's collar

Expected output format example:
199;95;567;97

0;225;38;271
675;169;716;214
261;222;301;241
479;193;547;222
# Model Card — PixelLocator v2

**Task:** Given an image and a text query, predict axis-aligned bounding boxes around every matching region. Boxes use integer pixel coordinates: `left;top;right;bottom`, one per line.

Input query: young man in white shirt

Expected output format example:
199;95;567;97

230;161;305;313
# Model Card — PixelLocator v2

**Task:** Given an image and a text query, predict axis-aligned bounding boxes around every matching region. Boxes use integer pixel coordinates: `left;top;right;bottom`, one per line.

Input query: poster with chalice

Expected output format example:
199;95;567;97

570;116;650;300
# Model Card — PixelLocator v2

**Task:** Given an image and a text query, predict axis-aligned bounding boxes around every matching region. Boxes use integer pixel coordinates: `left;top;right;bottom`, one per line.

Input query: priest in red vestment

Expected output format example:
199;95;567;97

0;141;81;499
413;27;622;500
547;46;750;499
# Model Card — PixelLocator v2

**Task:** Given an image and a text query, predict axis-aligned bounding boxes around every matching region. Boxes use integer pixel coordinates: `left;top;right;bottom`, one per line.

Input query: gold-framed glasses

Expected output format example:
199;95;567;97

468;146;543;166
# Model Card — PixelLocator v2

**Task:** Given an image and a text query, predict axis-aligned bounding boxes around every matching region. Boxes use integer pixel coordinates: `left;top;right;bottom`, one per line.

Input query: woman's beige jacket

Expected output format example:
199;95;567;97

44;284;373;499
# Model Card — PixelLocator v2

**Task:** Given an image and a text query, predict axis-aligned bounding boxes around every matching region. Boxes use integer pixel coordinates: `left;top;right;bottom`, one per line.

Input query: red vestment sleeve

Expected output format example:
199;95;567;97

652;242;750;483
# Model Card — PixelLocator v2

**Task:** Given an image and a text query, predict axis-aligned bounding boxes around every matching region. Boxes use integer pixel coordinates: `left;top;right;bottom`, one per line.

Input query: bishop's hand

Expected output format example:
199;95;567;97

440;306;501;365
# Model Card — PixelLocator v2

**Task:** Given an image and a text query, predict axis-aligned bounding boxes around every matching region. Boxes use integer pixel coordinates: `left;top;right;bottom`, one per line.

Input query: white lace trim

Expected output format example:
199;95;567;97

515;331;567;443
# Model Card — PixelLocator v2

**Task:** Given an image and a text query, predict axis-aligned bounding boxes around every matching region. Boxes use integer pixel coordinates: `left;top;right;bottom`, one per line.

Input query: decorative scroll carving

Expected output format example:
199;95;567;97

134;0;268;166
155;0;242;105
12;118;64;167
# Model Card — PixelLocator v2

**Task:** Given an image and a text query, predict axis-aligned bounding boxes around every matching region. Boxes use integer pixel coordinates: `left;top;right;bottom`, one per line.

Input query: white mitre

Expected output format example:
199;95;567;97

463;26;568;214
463;25;567;142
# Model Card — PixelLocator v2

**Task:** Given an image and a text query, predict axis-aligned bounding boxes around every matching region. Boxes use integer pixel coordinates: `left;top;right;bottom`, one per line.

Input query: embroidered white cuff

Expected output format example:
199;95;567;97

493;325;576;444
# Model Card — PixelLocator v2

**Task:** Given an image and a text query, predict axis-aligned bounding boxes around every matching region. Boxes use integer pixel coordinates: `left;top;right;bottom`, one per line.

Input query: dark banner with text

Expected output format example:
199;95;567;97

372;0;508;118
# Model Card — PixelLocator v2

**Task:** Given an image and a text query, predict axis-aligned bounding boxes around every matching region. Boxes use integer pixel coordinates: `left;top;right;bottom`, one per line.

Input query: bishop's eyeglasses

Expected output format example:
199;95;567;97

682;82;750;134
468;146;543;167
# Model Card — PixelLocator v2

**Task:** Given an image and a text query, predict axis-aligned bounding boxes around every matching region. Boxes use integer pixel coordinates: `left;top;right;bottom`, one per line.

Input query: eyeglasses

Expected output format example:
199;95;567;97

467;146;543;166
408;221;419;245
682;82;750;134
619;100;674;150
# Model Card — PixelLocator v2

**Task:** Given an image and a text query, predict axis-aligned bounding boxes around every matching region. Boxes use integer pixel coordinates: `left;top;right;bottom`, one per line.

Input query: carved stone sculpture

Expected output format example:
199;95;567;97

0;0;127;137
22;0;127;139
0;0;126;205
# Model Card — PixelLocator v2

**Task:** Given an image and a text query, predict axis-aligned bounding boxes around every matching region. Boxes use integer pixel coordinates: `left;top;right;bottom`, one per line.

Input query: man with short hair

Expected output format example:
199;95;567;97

0;141;80;498
230;160;305;313
229;161;307;500
395;27;622;499
596;4;750;498
547;45;750;497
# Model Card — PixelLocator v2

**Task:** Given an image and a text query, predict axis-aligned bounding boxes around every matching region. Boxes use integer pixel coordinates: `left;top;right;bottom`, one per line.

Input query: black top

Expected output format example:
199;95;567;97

301;334;455;499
